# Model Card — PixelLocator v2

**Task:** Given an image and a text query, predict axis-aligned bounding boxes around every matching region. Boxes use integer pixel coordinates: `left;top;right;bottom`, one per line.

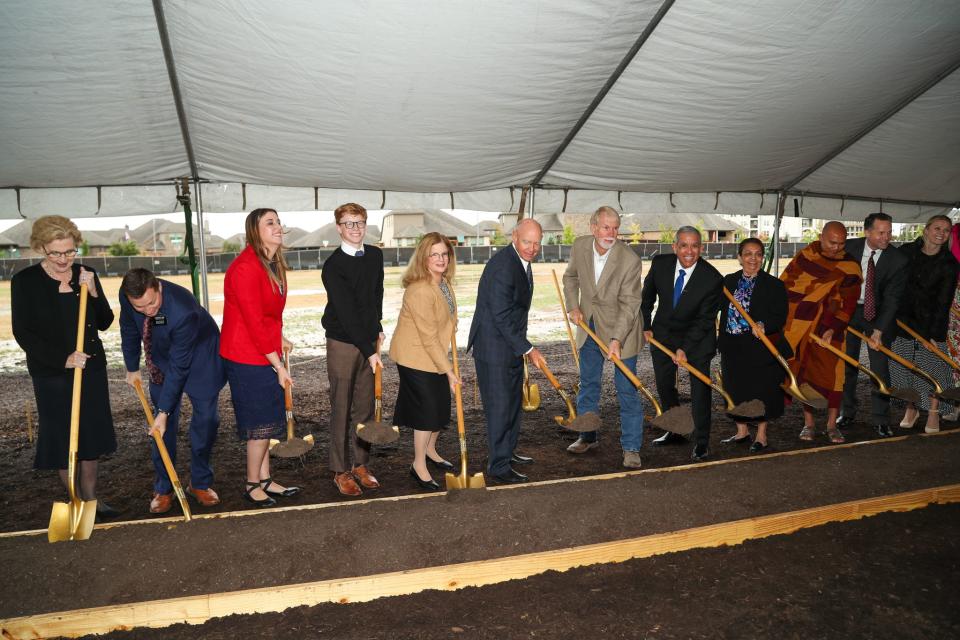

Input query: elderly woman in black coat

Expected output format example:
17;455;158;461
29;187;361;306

718;238;790;453
889;215;959;433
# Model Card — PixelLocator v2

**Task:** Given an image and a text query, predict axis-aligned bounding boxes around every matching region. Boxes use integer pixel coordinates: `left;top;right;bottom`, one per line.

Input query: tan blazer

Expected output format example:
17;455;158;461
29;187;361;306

389;278;458;373
562;235;644;358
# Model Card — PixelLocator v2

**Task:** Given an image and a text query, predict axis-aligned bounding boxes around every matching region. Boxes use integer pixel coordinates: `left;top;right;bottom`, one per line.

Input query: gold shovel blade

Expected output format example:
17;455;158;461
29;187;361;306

445;471;486;490
48;499;97;543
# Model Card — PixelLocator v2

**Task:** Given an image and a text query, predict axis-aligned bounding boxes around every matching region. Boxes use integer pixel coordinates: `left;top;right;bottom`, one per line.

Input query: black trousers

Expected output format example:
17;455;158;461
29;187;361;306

841;305;892;423
650;347;713;447
474;357;523;476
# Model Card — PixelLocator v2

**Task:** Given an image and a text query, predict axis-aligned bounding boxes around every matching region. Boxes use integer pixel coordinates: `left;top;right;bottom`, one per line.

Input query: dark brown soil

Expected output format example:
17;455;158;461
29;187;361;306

2;342;949;536
1;432;957;620
101;502;960;640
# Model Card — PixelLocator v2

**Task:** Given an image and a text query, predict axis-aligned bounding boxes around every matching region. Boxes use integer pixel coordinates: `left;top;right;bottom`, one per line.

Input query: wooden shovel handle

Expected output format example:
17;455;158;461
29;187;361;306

133;379;192;521
722;288;786;363
847;326;942;393
552;269;580;368
645;334;714;388
897;319;960;372
808;333;887;390
577;320;662;415
282;349;293;411
534;358;563;391
66;284;89;504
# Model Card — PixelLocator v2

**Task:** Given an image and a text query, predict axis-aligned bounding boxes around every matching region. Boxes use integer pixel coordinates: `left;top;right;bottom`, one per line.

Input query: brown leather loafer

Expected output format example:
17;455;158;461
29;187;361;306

352;465;380;490
334;472;362;497
149;492;173;514
187;485;221;507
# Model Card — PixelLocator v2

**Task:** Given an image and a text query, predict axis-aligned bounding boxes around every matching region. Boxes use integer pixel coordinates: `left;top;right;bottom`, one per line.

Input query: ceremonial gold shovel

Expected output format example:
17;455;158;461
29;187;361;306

48;284;97;543
133;379;192;521
552;269;581;395
723;288;828;409
846;327;953;402
534;357;592;430
896;320;960;402
271;349;316;456
809;334;919;403
356;362;400;445
575;321;672;430
446;330;486;490
521;355;541;411
646;335;766;421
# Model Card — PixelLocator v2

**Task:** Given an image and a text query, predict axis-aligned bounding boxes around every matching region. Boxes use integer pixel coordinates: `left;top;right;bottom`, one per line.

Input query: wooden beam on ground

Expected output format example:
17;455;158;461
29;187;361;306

0;429;955;540
3;483;958;639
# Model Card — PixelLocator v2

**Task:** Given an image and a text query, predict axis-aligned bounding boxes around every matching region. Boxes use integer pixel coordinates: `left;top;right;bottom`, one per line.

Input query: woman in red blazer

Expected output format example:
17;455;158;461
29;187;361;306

221;208;300;507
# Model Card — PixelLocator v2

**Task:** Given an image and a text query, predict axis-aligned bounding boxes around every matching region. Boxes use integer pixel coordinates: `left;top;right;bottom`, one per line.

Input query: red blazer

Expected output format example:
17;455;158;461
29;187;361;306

220;246;287;365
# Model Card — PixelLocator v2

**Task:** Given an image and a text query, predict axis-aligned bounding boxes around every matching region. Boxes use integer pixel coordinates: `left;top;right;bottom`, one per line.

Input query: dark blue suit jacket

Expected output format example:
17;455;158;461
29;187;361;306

468;244;533;365
120;280;226;412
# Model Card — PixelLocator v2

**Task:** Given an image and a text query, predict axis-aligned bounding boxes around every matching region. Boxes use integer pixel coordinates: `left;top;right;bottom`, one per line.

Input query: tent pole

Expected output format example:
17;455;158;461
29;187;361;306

764;192;785;274
195;179;209;309
177;178;200;301
530;0;676;187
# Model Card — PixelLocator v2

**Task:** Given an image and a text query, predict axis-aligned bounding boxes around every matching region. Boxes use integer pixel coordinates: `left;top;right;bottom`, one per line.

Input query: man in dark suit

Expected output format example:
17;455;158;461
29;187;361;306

469;218;546;483
120;268;226;514
837;213;908;437
641;226;723;461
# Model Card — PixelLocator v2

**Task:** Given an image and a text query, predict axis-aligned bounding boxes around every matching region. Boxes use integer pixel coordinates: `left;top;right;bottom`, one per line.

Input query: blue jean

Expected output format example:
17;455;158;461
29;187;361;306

575;326;644;451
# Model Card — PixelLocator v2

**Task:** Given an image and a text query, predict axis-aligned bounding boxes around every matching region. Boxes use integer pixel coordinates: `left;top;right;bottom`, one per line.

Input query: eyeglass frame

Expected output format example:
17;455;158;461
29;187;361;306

338;220;367;230
45;249;79;259
427;251;450;260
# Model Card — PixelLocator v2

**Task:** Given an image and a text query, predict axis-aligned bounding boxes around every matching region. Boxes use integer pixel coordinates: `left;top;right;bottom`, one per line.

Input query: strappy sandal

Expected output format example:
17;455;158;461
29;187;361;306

243;481;276;508
260;476;301;498
826;427;845;444
798;425;815;441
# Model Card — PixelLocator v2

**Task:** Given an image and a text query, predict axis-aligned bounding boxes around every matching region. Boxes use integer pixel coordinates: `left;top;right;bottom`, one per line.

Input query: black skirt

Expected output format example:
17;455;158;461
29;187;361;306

718;330;785;421
33;370;117;470
393;364;451;432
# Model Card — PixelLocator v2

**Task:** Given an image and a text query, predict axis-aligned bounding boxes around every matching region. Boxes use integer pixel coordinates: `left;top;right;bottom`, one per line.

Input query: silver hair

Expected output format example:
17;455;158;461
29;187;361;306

590;206;621;226
674;225;701;243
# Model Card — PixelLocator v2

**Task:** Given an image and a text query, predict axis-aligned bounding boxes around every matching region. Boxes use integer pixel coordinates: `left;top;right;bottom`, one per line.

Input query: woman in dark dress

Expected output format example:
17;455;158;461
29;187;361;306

388;232;459;490
11;216;118;517
718;238;790;453
889;215;959;433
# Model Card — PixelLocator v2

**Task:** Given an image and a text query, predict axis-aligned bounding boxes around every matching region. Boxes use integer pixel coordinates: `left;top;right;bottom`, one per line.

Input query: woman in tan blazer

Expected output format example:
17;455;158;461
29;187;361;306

389;232;459;490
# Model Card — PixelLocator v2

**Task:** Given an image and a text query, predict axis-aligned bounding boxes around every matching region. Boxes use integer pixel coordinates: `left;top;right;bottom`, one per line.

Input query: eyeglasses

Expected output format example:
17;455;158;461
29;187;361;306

45;249;78;259
428;252;451;261
339;220;366;229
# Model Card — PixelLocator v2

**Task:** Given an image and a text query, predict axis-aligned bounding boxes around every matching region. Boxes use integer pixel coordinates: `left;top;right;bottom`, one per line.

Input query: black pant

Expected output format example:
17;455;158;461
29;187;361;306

650;347;713;446
841;305;892;423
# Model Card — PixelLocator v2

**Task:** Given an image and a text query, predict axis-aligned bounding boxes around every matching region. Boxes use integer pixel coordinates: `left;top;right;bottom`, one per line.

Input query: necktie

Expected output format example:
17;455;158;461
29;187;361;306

143;316;164;385
526;262;533;290
673;269;686;307
356;249;364;257
863;250;876;322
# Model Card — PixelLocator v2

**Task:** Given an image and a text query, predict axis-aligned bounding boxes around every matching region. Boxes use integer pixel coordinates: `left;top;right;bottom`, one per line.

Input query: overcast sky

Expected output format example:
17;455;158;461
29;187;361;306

0;209;500;239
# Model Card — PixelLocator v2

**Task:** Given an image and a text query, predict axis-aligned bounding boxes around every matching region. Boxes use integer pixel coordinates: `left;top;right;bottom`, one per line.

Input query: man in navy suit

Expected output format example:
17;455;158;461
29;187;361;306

641;226;723;461
836;213;908;437
120;268;226;514
468;219;546;483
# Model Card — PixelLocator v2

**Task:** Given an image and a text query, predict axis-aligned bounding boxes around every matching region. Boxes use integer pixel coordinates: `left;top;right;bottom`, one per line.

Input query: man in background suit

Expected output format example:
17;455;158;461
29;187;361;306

641;226;723;461
563;206;646;468
120;268;226;514
469;218;546;483
837;213;908;437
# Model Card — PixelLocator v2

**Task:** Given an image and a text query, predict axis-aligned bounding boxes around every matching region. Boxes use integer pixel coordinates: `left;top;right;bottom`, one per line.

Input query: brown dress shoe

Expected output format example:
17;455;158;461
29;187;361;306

352;465;380;490
334;472;362;496
187;485;221;507
150;492;173;514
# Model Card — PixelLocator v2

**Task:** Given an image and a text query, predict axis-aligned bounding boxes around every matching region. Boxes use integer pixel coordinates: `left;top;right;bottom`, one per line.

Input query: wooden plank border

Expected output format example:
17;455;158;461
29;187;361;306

3;483;959;639
0;429;955;540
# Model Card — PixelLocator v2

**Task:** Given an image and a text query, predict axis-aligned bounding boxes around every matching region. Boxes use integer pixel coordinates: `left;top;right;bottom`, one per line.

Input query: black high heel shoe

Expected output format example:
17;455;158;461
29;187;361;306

410;467;441;491
244;481;277;508
260;476;301;498
426;456;456;472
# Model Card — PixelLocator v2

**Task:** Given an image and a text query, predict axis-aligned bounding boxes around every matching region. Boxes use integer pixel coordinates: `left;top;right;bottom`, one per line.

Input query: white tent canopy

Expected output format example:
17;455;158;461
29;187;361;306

2;0;959;222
